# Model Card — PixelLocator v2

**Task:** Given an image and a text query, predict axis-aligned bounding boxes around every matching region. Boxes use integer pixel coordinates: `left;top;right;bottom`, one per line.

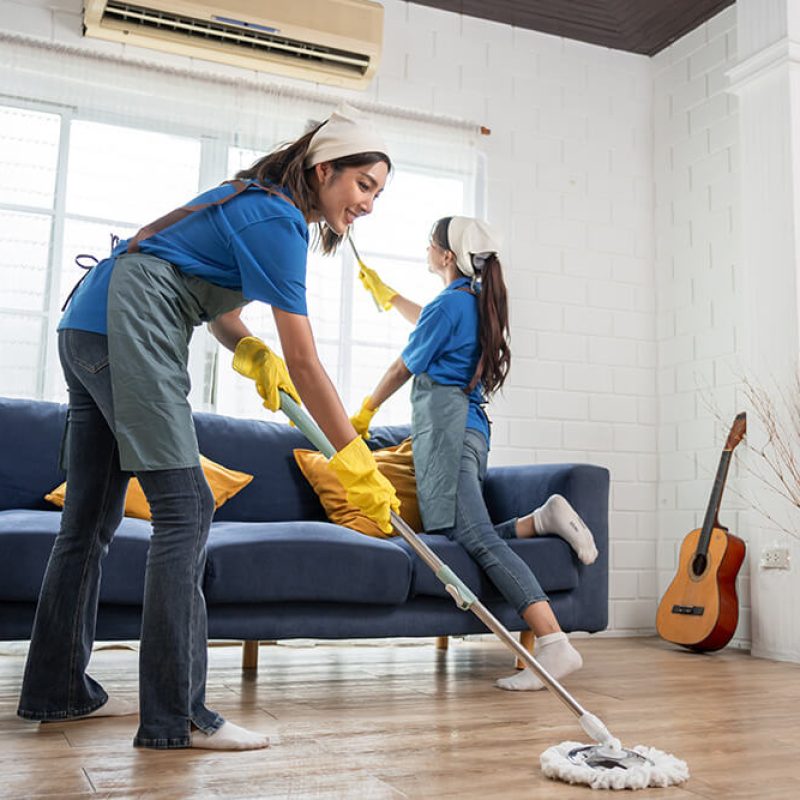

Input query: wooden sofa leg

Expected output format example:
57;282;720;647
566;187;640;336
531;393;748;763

242;640;260;670
516;630;534;669
435;635;449;651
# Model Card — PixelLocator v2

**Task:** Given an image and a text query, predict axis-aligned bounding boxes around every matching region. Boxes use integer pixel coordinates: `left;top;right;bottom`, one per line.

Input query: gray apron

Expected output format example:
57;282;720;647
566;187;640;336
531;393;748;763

410;372;469;531
98;179;294;471
107;253;247;471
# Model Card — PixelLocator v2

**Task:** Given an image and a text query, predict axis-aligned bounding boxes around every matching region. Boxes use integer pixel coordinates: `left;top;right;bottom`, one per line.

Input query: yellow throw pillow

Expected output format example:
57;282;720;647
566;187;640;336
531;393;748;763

45;455;253;521
293;437;422;539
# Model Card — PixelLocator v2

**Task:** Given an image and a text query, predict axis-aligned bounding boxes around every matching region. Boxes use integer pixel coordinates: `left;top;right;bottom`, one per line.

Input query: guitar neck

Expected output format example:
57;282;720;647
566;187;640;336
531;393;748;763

697;449;732;554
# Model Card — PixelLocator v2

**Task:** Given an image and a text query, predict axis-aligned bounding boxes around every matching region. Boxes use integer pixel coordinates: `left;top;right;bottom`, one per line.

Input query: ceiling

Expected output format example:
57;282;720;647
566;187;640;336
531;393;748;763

406;1;736;56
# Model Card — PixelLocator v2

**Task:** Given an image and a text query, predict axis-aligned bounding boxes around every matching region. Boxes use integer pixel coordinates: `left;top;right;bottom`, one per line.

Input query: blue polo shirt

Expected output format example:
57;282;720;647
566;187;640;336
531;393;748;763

402;276;490;442
60;182;309;334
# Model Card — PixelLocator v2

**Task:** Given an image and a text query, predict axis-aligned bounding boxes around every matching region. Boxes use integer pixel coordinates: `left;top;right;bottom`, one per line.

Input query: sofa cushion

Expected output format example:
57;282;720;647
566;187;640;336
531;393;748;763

44;454;253;520
394;534;579;601
0;509;152;605
204;521;413;605
293;438;423;539
194;412;411;524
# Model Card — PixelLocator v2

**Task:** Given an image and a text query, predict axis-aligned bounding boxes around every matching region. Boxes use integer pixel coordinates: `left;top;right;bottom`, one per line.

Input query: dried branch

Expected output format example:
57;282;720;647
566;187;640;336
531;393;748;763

701;373;800;540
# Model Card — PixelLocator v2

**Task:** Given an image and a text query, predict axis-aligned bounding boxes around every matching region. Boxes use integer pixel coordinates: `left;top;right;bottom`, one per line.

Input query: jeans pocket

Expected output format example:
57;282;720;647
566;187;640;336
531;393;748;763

67;330;110;374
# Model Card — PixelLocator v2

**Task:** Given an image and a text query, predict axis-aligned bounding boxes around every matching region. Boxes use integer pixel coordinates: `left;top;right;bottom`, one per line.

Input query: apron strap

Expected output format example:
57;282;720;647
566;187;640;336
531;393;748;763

455;285;482;394
127;180;296;253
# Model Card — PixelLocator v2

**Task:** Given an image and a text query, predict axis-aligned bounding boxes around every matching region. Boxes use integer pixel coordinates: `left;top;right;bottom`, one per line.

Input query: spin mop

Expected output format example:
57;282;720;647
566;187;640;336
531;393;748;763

278;391;689;790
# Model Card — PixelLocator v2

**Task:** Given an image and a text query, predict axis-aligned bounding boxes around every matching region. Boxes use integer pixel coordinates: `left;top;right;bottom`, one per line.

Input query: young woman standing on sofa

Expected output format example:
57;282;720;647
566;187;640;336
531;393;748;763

350;216;597;691
17;106;399;750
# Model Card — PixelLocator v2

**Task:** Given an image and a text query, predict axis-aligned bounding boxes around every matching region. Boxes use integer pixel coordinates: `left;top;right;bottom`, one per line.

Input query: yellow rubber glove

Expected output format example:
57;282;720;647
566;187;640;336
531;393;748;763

350;396;379;440
232;336;301;413
358;263;397;311
329;436;400;534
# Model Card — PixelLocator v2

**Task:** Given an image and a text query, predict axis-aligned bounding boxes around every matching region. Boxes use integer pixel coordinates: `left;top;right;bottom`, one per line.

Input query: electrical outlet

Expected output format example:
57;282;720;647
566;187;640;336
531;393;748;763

760;547;791;570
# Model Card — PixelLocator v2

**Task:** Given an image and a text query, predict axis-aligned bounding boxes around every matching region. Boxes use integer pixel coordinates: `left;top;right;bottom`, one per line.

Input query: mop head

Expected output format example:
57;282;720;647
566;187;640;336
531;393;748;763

540;741;689;790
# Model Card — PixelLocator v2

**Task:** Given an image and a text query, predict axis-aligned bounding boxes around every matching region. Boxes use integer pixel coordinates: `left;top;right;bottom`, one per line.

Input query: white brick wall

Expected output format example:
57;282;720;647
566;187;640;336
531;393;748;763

0;0;751;642
422;10;658;637
0;0;656;636
651;5;750;648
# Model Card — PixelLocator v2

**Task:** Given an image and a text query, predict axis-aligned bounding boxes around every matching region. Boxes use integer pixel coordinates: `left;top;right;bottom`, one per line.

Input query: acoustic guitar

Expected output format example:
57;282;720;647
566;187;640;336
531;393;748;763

656;412;747;652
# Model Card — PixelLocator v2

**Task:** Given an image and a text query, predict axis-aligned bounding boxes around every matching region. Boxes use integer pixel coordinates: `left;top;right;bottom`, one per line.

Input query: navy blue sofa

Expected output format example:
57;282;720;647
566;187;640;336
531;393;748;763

0;397;609;655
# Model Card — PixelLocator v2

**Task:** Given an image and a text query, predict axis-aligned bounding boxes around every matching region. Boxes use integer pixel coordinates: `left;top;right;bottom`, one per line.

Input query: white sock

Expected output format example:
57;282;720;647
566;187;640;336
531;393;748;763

82;696;138;718
191;721;270;751
532;495;598;565
495;632;583;691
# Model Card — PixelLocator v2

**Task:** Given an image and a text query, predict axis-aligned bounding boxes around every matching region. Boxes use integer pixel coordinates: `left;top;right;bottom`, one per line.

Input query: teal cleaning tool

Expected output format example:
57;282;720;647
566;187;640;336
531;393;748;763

277;390;689;790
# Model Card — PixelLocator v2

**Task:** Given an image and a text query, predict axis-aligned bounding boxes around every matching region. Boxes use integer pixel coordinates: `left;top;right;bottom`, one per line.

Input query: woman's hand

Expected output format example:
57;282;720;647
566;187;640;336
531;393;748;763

350;396;379;439
329;436;400;533
358;263;398;311
232;337;301;412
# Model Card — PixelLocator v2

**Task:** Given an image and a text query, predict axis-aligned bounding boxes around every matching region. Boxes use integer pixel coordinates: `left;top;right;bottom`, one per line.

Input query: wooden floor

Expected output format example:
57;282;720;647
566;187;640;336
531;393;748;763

1;636;799;799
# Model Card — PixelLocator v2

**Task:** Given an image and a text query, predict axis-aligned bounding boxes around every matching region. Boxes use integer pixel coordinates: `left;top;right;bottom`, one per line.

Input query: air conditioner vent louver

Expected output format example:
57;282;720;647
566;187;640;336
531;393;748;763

103;1;370;75
82;0;383;88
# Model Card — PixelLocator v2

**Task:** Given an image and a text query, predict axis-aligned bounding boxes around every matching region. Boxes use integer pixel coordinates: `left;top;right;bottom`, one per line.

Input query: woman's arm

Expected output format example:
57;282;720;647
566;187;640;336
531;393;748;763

390;294;423;325
367;356;413;409
208;307;250;351
272;307;358;451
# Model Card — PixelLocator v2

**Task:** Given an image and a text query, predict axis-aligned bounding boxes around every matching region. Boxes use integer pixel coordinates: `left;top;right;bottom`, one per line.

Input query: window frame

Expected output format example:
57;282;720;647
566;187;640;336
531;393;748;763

0;98;481;417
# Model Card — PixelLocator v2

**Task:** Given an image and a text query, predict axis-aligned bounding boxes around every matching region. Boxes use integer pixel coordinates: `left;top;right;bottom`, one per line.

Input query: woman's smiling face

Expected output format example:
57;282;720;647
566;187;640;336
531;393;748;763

314;161;389;235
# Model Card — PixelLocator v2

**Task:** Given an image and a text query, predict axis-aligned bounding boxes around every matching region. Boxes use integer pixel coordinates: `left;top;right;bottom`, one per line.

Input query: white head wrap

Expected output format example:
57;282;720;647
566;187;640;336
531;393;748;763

447;217;503;277
304;104;388;168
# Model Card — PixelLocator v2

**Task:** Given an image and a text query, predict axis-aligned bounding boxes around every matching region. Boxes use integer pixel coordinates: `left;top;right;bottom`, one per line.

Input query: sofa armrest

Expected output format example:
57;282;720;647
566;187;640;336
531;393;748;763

484;463;608;526
483;463;610;633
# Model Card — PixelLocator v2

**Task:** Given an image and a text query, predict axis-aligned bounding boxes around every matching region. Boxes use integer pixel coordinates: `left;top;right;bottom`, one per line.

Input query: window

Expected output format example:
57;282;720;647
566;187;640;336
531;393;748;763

212;149;469;426
342;169;467;425
0;101;475;433
60;120;202;310
0;104;202;401
0;105;61;398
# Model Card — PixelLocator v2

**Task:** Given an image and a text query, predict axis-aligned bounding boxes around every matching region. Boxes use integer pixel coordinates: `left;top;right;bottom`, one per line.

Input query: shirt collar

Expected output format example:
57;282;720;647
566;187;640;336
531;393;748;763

446;276;472;291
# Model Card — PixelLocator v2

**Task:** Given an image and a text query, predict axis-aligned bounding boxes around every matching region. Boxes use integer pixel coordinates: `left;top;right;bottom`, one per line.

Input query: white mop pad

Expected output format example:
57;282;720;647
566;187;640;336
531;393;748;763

540;741;690;790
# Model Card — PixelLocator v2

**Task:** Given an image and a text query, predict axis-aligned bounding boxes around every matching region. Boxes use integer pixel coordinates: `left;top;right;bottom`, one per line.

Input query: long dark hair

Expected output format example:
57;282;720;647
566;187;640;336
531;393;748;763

236;121;391;255
431;217;511;397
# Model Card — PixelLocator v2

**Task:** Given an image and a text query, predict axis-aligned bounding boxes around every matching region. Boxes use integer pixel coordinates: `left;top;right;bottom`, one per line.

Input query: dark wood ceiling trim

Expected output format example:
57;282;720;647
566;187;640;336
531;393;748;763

619;1;735;55
406;1;736;55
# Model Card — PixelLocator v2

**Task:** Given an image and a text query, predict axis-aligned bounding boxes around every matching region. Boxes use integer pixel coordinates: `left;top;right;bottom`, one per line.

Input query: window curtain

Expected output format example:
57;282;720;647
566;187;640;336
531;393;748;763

0;32;480;175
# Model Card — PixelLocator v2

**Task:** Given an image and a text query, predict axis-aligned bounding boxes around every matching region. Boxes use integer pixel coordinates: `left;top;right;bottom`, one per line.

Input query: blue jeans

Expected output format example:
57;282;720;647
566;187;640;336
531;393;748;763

441;428;548;615
17;329;223;748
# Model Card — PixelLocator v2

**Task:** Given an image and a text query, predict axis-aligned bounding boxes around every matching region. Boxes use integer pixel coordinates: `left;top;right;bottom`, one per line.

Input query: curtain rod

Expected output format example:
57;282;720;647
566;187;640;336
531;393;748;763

0;32;490;136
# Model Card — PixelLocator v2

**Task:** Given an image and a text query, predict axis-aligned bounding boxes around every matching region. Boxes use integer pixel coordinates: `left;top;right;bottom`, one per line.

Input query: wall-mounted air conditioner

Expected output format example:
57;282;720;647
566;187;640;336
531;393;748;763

83;0;384;89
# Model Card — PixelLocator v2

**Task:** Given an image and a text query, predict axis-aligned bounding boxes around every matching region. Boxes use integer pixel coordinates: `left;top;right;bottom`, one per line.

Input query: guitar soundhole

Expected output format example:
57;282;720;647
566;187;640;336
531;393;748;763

691;553;707;577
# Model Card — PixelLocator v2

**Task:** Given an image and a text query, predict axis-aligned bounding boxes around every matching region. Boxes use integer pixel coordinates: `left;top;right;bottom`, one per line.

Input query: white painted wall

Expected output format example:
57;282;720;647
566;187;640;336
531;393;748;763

726;0;800;664
653;0;800;663
651;7;751;648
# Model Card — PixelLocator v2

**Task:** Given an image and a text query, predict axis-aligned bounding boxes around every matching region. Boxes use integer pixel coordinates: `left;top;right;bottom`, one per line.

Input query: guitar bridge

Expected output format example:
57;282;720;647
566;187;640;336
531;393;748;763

672;604;704;616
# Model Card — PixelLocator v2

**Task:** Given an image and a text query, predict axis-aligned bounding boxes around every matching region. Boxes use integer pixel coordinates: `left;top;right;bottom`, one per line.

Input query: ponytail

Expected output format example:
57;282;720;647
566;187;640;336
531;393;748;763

473;254;510;397
430;218;510;397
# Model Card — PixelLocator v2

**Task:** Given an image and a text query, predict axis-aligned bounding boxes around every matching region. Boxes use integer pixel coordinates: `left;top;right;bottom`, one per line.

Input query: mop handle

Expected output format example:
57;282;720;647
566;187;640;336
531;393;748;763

278;391;614;743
